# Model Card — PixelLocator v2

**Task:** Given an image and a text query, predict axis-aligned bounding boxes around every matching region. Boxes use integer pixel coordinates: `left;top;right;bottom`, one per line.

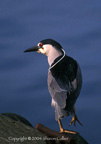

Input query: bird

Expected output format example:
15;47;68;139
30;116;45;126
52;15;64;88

24;39;82;134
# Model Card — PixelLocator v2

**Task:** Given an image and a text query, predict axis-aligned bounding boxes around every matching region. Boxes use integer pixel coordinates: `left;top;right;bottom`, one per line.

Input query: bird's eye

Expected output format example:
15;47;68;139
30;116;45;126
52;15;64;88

39;43;43;47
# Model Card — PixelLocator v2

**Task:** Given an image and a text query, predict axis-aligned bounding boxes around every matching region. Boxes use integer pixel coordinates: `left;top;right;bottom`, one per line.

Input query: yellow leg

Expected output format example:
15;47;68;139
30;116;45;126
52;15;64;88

58;119;64;132
69;106;83;126
58;119;76;134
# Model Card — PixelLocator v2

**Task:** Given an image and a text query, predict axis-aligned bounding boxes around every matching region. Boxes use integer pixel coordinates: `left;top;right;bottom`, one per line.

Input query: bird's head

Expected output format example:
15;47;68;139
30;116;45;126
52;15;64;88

24;39;65;66
24;39;63;56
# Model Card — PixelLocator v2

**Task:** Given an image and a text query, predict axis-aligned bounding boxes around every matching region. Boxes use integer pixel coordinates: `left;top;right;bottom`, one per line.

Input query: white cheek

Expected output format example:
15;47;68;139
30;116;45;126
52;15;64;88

38;48;46;54
43;46;47;53
37;44;52;55
43;45;50;55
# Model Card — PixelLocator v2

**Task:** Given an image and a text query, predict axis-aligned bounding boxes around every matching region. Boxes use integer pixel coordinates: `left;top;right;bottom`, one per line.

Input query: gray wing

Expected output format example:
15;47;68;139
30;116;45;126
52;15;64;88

48;71;77;120
48;65;82;120
48;70;78;107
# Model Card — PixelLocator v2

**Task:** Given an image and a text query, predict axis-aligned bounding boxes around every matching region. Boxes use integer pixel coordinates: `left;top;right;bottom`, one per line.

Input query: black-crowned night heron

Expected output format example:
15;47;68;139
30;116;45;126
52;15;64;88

24;39;82;134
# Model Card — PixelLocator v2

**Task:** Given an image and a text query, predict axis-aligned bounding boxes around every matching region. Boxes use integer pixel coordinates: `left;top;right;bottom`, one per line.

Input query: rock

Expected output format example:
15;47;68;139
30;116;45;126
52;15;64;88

36;123;88;144
0;113;45;144
0;113;88;144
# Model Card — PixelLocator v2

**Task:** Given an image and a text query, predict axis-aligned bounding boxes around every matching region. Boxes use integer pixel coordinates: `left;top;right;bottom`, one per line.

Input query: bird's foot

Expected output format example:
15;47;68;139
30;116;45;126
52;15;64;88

60;128;76;134
69;114;83;126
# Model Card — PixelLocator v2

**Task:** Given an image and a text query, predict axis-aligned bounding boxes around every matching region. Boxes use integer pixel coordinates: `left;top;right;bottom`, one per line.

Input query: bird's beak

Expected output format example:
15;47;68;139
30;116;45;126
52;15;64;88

24;45;40;53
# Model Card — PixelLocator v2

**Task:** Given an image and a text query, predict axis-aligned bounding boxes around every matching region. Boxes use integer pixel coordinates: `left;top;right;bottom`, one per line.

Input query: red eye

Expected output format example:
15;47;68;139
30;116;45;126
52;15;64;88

39;43;43;47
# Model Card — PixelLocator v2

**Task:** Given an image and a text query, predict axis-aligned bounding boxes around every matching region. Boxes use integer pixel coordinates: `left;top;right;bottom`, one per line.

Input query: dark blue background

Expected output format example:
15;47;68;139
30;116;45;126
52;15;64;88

0;1;101;143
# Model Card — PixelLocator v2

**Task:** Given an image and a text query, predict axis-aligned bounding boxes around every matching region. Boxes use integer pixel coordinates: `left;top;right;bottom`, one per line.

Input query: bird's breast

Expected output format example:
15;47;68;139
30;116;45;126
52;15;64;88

48;70;67;108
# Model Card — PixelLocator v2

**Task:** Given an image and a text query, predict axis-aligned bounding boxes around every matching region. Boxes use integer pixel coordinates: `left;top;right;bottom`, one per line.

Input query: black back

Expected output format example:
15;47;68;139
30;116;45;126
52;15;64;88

50;55;78;89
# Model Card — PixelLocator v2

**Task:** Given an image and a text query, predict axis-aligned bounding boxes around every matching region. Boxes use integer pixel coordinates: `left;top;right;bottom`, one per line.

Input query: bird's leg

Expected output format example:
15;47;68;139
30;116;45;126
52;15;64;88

58;119;64;132
69;106;83;126
58;119;76;134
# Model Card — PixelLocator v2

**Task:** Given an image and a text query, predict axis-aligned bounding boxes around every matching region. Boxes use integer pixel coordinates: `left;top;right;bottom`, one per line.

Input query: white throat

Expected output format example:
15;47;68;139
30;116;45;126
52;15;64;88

40;44;65;69
49;49;65;70
47;49;62;66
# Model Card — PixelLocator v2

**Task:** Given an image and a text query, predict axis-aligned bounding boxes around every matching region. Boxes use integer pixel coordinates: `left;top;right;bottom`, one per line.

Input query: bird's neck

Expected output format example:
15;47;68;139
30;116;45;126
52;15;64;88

47;49;63;66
